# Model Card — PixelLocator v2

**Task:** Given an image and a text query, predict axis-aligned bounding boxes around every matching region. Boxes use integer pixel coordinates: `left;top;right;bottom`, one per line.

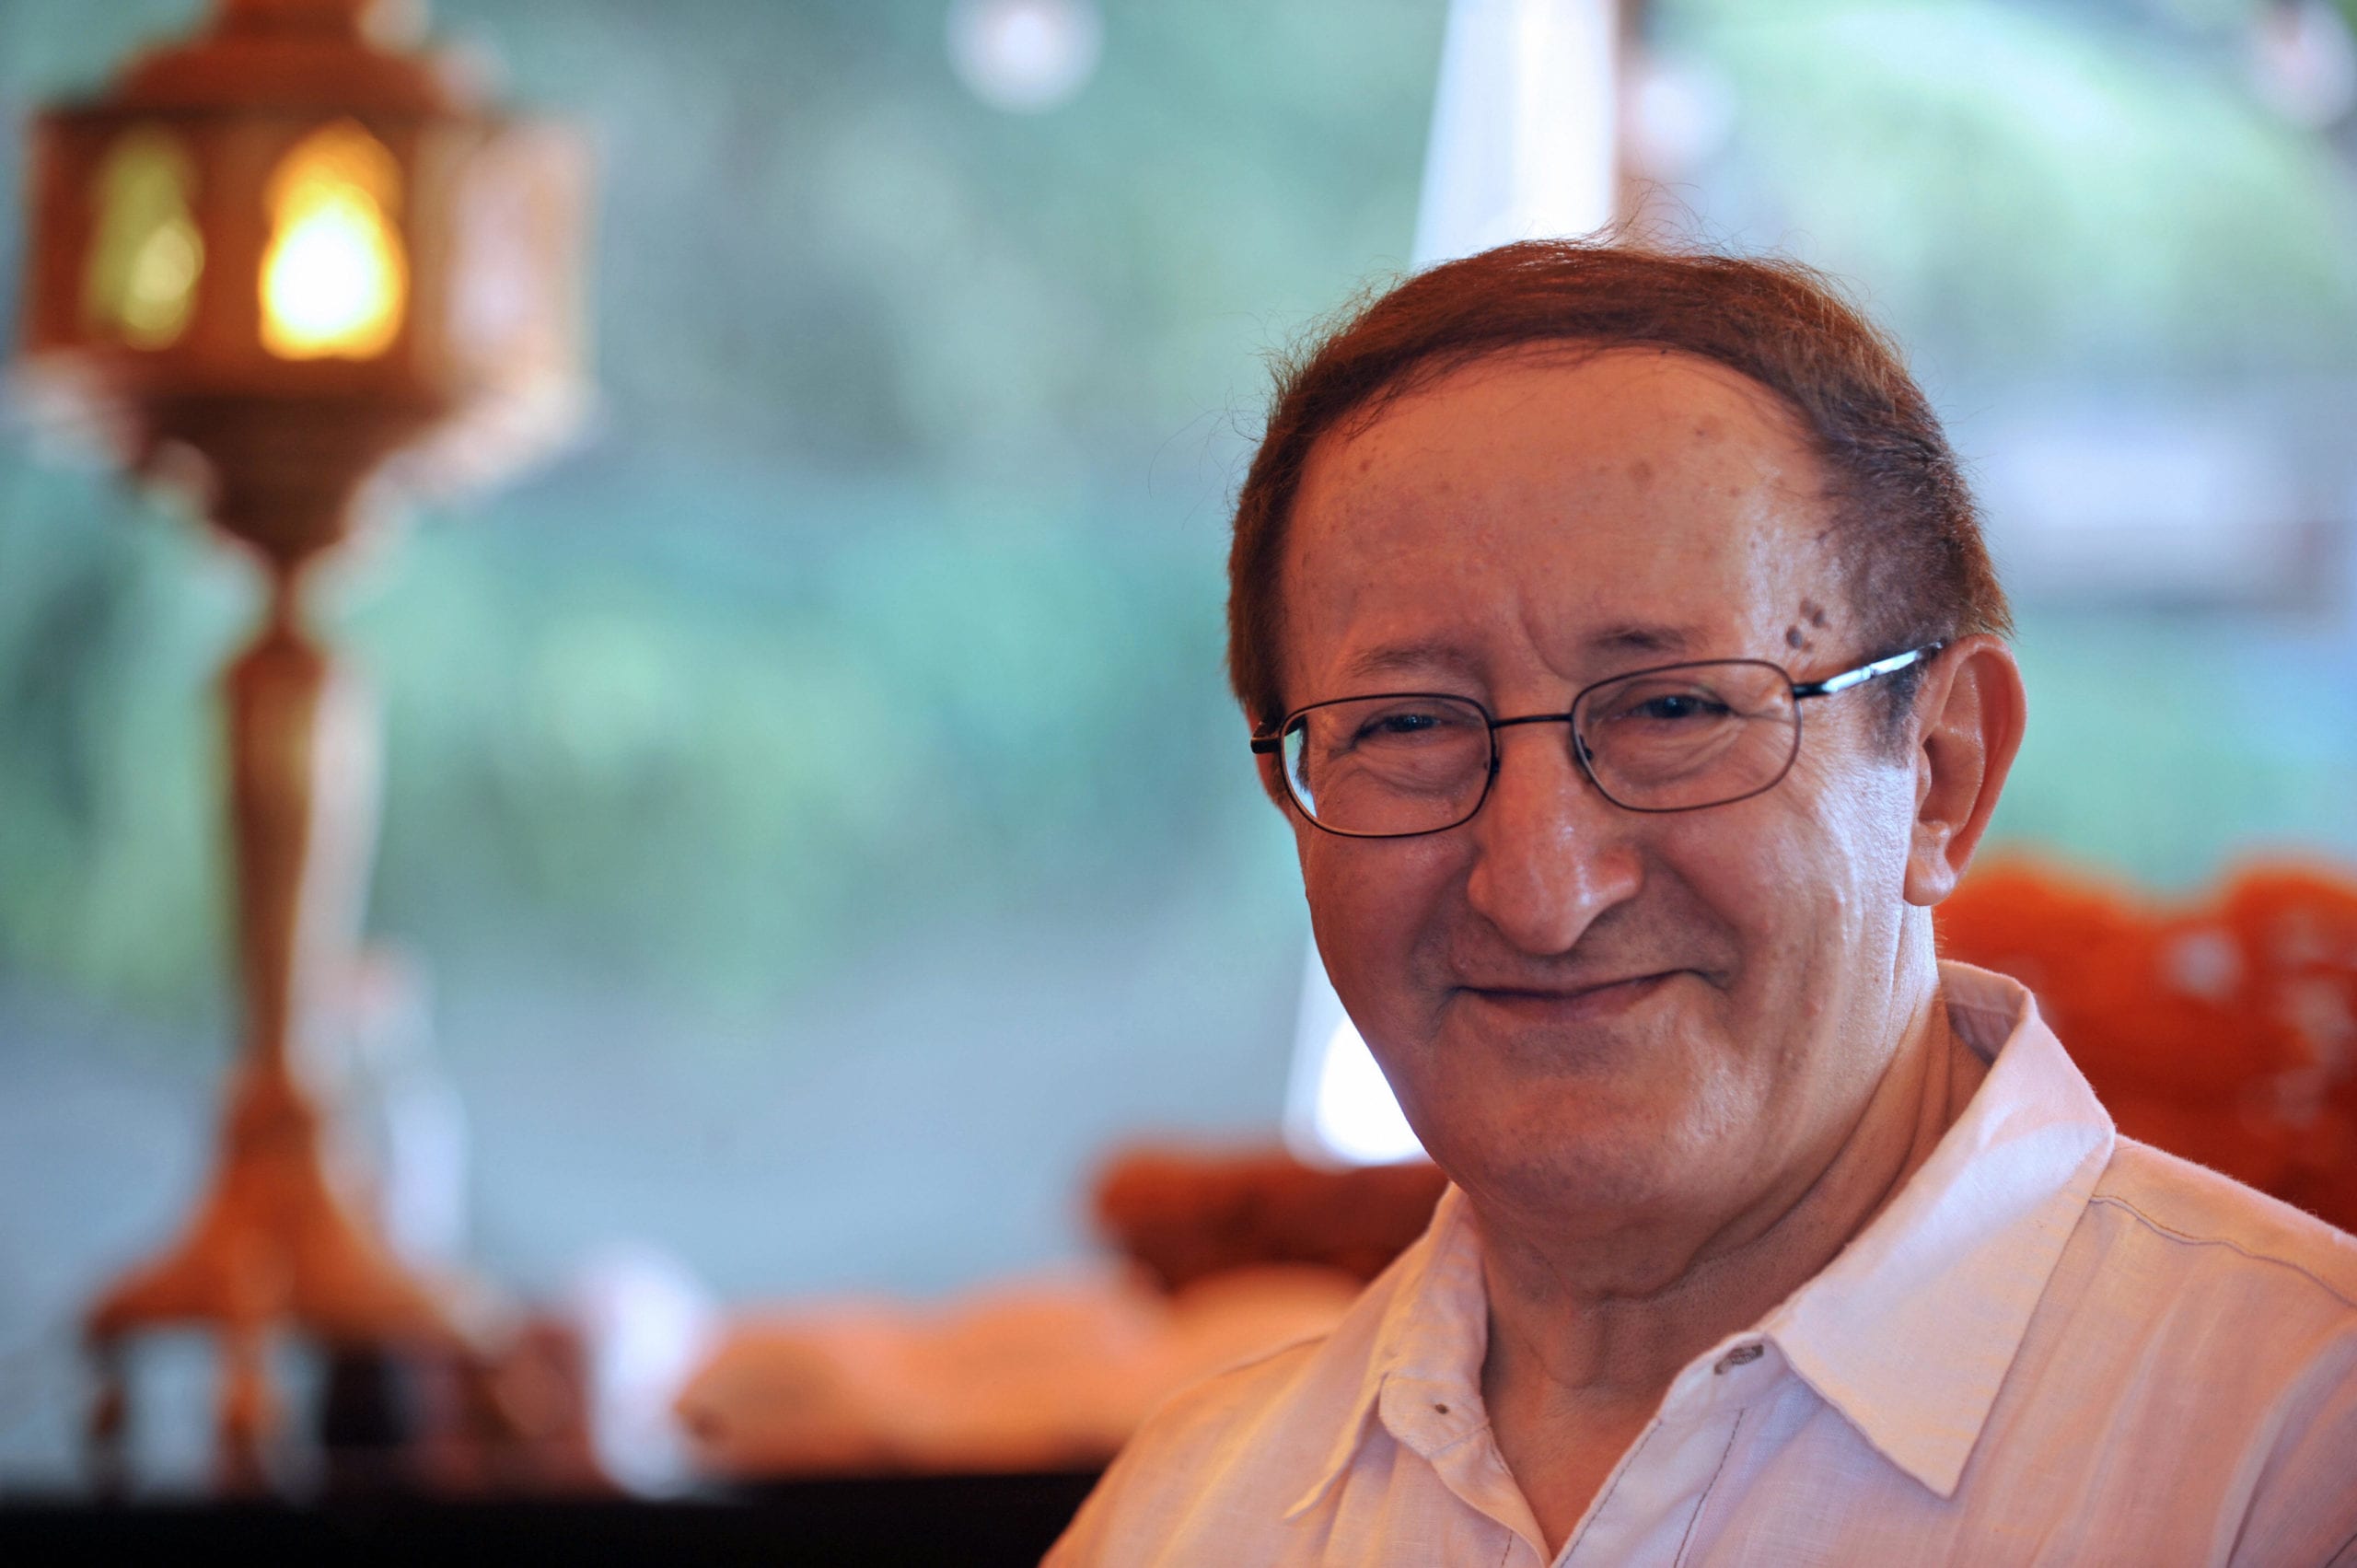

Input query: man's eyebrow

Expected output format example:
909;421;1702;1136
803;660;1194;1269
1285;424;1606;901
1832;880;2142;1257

1339;638;1480;684
1585;621;1701;658
1333;623;1708;690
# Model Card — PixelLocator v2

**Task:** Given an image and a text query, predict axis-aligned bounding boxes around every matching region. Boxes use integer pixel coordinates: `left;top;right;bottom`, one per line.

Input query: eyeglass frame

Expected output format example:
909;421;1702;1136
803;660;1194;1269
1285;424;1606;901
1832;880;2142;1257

1248;642;1946;840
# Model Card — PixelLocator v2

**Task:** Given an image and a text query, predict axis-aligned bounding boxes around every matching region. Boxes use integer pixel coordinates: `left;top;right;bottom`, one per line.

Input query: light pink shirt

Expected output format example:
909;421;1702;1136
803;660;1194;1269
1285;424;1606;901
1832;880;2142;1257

1050;963;2357;1566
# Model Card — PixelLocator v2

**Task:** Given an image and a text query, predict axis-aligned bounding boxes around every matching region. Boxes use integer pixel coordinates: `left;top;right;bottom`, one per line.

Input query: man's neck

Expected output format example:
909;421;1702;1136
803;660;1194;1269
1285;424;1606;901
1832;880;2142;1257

1475;978;1986;1551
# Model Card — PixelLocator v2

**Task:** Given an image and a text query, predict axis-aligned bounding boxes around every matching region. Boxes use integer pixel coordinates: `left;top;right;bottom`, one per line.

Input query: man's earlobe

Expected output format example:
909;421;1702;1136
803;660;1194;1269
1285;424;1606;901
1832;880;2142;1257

1256;749;1294;813
1902;635;2027;908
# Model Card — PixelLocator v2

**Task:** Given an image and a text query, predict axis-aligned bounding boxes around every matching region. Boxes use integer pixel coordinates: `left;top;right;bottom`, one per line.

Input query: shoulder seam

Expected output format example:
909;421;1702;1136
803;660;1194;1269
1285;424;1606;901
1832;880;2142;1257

2087;1192;2357;1313
1182;1328;1336;1389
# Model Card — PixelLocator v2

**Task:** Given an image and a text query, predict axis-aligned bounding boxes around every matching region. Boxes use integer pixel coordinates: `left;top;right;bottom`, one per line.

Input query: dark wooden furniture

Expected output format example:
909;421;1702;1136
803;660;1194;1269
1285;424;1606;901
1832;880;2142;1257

0;1471;1101;1567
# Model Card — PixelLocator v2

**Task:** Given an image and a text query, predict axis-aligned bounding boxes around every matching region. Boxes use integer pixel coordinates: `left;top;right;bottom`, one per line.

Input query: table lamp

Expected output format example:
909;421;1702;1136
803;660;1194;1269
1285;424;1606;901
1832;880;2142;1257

12;0;586;1489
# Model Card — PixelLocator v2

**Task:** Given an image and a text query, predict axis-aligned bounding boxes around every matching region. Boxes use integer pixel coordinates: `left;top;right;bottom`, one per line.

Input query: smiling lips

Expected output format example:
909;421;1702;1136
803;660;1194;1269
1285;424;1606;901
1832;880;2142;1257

1460;970;1680;1022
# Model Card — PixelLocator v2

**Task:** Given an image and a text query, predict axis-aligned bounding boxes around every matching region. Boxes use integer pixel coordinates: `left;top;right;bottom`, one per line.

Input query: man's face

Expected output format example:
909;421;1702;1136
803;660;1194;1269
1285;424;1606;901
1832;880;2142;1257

1279;347;1928;1246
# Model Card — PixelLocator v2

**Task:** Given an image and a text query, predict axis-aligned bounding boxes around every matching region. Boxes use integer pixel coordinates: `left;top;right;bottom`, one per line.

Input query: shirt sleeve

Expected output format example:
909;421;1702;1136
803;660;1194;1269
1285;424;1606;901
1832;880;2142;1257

1042;1403;1202;1568
2229;1317;2357;1568
1040;1453;1126;1566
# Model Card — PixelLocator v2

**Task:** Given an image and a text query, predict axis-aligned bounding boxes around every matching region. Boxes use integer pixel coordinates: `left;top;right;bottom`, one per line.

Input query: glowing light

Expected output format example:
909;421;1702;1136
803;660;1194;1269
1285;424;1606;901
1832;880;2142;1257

946;0;1102;113
1285;947;1425;1167
260;122;407;361
84;127;205;350
1312;1017;1425;1166
2251;0;2357;128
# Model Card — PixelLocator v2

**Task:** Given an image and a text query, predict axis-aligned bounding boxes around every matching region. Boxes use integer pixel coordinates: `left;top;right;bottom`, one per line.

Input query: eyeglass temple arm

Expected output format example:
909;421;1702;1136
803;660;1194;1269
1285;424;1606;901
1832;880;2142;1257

1791;642;1943;702
1250;643;1945;747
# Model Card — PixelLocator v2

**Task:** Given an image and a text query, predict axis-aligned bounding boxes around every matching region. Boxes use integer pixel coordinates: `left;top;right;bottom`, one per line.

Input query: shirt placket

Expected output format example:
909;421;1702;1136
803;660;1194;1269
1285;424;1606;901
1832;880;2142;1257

1553;1345;1769;1568
1380;1375;1555;1565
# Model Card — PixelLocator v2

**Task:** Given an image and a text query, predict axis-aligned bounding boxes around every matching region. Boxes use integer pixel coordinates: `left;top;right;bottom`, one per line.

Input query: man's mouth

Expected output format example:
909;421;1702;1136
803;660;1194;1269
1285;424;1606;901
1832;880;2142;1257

1459;970;1682;1021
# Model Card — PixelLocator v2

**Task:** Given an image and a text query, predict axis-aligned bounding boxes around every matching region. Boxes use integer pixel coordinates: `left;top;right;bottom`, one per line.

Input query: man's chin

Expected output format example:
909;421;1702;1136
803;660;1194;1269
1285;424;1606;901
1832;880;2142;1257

1400;998;1739;1197
1429;1101;1713;1225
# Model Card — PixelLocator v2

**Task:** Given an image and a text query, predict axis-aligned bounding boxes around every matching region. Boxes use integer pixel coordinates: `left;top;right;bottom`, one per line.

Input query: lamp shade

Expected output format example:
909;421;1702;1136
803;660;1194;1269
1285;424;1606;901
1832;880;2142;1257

15;0;586;561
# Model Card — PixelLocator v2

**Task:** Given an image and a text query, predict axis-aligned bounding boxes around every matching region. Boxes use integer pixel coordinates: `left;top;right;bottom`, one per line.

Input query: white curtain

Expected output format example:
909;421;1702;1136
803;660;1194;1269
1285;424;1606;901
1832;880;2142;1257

1283;0;1621;1167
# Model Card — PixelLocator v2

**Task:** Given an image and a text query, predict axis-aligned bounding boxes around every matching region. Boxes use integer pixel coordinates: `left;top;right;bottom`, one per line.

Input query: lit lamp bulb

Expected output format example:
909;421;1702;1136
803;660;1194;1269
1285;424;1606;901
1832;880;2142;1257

260;121;407;361
83;126;204;350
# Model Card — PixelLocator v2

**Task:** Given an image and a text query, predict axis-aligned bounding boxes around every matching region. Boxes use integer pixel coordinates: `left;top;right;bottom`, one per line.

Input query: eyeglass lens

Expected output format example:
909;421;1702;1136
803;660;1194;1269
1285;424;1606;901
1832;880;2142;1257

1280;661;1803;837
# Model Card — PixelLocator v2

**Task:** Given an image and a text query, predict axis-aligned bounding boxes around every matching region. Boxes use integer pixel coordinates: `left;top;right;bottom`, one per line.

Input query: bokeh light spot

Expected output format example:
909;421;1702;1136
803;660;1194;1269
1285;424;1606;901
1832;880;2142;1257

260;121;408;361
946;0;1103;114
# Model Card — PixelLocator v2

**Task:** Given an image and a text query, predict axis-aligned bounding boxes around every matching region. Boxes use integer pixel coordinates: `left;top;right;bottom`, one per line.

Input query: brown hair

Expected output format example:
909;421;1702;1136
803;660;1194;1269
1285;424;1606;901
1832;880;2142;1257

1225;240;2011;732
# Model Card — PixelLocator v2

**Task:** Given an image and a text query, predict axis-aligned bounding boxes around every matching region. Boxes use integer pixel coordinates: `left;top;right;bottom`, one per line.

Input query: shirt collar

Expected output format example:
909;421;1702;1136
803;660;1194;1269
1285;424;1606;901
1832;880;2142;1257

1285;1185;1491;1519
1288;959;2115;1516
1759;960;2115;1497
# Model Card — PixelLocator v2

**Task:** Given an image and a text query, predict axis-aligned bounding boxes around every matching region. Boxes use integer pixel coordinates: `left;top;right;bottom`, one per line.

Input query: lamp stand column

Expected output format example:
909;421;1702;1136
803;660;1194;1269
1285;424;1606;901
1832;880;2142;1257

84;489;466;1492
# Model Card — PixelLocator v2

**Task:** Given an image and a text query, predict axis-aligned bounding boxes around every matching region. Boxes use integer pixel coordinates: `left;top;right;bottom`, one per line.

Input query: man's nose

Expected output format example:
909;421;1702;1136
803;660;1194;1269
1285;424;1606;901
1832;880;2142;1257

1463;724;1643;955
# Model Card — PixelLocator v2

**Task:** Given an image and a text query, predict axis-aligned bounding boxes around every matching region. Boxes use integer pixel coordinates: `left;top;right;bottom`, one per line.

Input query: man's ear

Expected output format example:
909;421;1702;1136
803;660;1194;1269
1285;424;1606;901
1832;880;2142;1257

1250;723;1296;813
1255;749;1293;812
1903;634;2027;908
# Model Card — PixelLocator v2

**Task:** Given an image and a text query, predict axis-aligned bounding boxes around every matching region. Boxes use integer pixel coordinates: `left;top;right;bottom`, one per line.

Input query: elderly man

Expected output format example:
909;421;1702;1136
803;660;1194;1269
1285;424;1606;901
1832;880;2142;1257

1049;245;2357;1565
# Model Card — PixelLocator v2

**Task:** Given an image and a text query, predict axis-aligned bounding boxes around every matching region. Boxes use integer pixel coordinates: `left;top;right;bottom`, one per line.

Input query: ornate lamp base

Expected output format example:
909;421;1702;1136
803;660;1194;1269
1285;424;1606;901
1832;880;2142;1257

81;458;493;1492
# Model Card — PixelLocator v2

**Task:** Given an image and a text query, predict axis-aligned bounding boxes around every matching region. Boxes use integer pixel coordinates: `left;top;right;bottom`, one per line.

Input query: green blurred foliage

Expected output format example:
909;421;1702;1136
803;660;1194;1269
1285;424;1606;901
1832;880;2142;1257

1668;0;2357;377
0;0;1436;1021
1;0;2352;1036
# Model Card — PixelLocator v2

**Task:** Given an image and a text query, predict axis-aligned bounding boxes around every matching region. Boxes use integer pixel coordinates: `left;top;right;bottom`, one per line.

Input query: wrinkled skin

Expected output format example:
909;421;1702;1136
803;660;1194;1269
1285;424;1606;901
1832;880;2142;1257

1274;344;2014;1294
1270;343;2027;1551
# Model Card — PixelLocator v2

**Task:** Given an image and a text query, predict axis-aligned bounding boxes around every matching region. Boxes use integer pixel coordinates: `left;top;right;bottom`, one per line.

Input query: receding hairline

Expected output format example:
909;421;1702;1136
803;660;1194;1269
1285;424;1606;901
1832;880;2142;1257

1308;334;1816;452
1227;240;2010;739
1266;340;1845;717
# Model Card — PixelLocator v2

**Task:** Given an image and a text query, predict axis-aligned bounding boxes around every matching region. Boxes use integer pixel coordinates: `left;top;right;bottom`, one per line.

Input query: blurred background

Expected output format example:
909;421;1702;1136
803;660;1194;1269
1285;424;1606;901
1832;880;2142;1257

2;0;2354;1498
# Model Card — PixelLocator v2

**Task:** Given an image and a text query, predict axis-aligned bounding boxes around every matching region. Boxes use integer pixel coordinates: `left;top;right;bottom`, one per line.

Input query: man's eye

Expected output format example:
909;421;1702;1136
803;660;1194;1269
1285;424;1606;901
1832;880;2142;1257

1626;692;1727;723
1351;706;1469;745
1359;712;1436;740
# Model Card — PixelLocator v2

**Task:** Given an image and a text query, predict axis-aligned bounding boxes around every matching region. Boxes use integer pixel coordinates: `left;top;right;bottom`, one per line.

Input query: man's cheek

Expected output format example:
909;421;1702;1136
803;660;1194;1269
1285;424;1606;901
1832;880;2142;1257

1305;870;1393;1002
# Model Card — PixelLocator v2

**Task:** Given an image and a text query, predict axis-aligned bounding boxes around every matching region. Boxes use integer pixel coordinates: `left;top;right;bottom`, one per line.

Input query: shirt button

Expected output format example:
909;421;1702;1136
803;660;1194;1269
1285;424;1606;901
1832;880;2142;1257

1714;1343;1764;1375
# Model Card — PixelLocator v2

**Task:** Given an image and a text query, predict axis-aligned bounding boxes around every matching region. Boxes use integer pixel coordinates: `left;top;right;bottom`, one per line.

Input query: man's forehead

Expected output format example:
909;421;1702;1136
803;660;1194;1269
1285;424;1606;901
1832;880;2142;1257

1333;619;1710;684
1301;344;1812;502
1279;347;1841;696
